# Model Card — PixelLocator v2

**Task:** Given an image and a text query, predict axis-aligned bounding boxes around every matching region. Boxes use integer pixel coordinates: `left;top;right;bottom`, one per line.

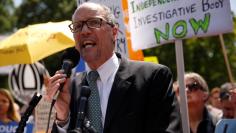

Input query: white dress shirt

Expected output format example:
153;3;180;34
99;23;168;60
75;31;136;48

87;53;120;126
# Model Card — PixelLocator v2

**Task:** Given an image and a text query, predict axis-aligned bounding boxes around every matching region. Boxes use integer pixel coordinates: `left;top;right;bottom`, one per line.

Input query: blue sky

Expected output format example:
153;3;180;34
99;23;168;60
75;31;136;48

14;0;22;6
230;0;236;15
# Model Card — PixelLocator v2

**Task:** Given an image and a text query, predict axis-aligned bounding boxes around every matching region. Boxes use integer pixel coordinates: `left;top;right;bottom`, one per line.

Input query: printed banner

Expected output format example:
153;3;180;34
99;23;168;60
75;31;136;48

128;0;233;50
0;122;33;133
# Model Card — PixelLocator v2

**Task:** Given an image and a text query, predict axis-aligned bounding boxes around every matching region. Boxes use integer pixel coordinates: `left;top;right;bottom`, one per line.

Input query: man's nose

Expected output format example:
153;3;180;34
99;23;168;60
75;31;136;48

80;23;91;33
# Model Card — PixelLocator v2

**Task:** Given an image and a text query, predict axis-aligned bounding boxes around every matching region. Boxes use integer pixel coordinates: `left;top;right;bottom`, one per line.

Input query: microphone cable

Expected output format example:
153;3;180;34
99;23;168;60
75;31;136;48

45;97;56;133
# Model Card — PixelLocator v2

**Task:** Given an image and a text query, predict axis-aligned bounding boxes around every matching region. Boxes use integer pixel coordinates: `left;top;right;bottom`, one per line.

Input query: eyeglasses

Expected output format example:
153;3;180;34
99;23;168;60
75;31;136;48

220;91;231;101
186;82;203;92
68;18;114;33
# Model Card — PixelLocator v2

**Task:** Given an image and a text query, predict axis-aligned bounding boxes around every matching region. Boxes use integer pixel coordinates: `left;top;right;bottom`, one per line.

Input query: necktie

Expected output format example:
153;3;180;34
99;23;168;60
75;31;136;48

87;71;103;133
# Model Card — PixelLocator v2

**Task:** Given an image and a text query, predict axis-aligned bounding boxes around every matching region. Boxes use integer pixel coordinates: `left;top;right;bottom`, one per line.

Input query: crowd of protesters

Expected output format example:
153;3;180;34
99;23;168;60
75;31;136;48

174;72;236;133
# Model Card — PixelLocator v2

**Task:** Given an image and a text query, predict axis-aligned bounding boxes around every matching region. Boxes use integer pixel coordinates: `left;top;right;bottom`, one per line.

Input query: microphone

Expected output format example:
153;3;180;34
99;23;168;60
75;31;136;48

16;92;42;133
69;86;91;133
47;47;80;133
77;86;91;129
53;47;80;101
84;118;98;133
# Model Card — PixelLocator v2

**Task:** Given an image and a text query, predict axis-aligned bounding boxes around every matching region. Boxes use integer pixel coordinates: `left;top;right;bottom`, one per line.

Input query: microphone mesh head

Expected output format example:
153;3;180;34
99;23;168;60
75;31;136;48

81;86;91;98
61;47;80;67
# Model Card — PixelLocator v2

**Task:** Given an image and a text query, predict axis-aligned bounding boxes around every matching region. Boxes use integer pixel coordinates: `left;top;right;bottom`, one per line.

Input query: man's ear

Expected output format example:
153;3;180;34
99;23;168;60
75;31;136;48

112;24;118;37
111;27;118;45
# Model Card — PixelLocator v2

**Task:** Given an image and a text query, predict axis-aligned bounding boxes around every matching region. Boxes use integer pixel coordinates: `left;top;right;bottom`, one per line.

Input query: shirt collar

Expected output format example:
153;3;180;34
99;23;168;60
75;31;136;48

86;53;119;83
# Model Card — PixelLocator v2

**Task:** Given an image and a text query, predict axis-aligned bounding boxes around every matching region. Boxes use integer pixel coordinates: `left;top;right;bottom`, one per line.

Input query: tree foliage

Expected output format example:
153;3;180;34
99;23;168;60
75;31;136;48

14;0;77;29
0;0;16;34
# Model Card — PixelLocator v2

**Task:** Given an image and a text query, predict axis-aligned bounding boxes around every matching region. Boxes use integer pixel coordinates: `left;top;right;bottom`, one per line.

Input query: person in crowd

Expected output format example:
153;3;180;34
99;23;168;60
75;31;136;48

0;88;21;123
221;82;236;111
220;82;236;119
45;2;182;133
177;72;215;133
208;87;222;109
206;87;223;124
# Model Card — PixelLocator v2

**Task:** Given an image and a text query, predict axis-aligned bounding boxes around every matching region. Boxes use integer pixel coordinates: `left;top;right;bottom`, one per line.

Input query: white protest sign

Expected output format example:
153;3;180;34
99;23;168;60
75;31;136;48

128;0;233;50
78;0;129;57
8;62;48;105
35;96;55;133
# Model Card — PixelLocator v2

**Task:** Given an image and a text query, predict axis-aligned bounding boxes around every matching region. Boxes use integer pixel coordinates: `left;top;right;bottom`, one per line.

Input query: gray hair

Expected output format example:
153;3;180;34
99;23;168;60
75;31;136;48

221;82;236;90
184;72;209;93
74;2;117;26
99;4;116;26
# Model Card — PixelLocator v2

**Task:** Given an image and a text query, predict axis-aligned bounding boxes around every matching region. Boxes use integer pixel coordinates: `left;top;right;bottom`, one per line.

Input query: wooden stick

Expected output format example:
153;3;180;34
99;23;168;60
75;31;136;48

175;39;190;133
219;34;234;83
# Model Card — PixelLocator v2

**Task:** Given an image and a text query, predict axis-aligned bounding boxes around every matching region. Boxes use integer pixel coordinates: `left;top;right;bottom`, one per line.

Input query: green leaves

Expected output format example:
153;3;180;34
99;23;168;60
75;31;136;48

14;0;76;29
0;0;15;34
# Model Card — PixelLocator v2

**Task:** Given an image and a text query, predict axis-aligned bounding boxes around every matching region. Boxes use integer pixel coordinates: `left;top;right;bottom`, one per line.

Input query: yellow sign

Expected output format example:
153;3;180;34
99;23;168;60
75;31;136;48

144;56;159;64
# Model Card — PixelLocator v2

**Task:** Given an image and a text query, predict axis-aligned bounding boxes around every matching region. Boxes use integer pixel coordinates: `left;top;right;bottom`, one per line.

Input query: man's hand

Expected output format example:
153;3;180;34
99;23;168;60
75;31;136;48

44;70;71;121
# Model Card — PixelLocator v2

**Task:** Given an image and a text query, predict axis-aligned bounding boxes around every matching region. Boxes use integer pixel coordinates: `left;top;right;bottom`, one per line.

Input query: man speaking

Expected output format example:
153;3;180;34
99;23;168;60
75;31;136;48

45;2;183;133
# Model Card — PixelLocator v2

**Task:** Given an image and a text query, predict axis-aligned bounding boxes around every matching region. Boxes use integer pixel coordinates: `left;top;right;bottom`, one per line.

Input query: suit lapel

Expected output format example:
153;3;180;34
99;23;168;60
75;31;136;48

103;55;134;132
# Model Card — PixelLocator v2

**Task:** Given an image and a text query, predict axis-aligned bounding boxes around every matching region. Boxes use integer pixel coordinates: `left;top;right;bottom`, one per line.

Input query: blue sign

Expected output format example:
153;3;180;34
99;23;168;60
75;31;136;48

0;121;33;133
75;57;86;72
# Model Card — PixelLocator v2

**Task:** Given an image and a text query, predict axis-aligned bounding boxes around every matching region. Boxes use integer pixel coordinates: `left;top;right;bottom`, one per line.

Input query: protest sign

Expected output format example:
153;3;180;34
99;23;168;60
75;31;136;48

35;88;55;133
0;122;33;133
8;62;48;105
128;0;233;50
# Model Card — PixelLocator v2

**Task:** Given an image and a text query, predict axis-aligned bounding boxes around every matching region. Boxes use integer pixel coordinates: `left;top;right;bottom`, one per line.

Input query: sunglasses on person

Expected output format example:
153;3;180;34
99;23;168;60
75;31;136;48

220;91;231;101
185;82;203;92
68;17;114;33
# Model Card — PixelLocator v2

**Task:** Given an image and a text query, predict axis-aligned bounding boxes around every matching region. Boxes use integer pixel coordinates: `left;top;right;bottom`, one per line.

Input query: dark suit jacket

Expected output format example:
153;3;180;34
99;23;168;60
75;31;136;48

53;53;182;133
